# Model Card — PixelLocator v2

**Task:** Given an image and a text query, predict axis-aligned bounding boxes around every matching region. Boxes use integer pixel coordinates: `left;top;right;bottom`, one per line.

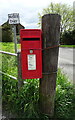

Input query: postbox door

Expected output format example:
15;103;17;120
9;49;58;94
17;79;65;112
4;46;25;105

20;29;42;79
21;49;42;79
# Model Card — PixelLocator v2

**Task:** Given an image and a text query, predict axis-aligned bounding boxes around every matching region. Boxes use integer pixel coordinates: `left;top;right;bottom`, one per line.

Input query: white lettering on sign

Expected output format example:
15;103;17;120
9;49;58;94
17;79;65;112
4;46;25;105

28;55;36;70
8;13;20;24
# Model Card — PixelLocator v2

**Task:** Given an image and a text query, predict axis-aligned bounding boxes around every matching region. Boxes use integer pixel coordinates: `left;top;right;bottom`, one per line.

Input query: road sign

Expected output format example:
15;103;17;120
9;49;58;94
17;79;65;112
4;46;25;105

8;13;20;53
8;13;20;24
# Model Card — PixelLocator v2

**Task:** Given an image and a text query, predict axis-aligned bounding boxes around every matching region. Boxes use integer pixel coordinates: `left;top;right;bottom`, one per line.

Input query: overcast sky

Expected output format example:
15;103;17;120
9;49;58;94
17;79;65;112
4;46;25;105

0;0;74;28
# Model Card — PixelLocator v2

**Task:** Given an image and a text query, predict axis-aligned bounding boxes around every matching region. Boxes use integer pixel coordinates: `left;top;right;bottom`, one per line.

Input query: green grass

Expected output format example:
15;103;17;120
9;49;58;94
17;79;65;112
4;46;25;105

2;68;75;119
0;42;21;53
55;69;75;119
1;42;75;119
60;45;75;48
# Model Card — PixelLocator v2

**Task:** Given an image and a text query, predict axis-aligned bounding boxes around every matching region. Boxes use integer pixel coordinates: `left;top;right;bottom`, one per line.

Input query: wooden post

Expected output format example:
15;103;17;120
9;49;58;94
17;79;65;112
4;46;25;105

13;25;18;54
39;14;61;116
17;52;24;89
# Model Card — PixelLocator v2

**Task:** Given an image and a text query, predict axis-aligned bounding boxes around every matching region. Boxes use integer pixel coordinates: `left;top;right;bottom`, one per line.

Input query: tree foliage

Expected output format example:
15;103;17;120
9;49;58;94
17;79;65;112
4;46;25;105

61;29;75;45
38;3;73;33
2;22;13;42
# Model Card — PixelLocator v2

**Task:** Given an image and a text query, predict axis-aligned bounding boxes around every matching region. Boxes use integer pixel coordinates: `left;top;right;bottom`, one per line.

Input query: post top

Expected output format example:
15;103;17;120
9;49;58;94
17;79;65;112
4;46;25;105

42;14;61;19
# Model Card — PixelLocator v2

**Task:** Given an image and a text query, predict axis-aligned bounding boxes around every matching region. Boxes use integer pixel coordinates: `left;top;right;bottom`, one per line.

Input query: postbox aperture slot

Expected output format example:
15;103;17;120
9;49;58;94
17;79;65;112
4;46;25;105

23;38;40;41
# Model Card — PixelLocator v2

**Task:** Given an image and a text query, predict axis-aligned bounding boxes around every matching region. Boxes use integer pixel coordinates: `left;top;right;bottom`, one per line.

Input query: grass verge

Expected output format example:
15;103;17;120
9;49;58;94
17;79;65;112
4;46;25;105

0;42;21;52
1;42;75;119
2;68;75;119
60;45;75;48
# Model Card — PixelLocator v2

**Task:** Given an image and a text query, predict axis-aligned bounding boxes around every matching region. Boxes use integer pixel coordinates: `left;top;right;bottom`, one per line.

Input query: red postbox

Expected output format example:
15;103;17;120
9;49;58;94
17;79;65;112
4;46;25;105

20;29;42;79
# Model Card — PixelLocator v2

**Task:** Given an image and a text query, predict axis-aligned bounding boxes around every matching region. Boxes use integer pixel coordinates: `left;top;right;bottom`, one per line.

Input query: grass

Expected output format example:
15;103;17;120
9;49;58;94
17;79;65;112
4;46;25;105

60;45;75;48
0;42;75;52
55;69;75;119
0;42;21;52
2;68;75;119
1;42;75;119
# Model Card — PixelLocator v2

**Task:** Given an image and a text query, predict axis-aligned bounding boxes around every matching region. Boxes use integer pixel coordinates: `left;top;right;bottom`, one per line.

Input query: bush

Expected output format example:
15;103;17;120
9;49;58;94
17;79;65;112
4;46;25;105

61;29;75;45
2;22;13;42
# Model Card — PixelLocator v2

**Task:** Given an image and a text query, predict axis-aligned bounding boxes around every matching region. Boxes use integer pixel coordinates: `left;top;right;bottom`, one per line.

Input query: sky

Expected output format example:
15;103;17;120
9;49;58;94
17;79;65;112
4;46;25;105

0;0;74;28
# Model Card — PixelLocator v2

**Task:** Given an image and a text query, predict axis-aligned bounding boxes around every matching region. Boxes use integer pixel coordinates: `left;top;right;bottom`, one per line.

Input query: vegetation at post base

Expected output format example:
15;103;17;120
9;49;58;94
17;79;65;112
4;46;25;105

38;3;74;45
55;70;75;119
2;43;75;119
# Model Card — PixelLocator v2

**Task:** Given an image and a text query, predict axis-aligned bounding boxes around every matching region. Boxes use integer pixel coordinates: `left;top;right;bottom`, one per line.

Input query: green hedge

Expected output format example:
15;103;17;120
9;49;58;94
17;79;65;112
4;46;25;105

61;29;75;45
2;22;13;42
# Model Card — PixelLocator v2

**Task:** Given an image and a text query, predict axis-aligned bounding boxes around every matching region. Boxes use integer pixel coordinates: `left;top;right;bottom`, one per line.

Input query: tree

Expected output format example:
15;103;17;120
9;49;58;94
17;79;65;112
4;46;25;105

38;3;73;34
61;29;75;45
2;21;13;42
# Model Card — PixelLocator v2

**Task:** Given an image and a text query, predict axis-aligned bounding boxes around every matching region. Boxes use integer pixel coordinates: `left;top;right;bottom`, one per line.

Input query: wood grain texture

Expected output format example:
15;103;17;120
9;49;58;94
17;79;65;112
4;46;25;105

39;14;61;116
17;52;24;90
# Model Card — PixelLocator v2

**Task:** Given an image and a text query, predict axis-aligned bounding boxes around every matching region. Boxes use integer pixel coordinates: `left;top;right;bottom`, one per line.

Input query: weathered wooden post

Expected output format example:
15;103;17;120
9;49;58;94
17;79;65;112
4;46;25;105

39;14;61;116
17;51;24;89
